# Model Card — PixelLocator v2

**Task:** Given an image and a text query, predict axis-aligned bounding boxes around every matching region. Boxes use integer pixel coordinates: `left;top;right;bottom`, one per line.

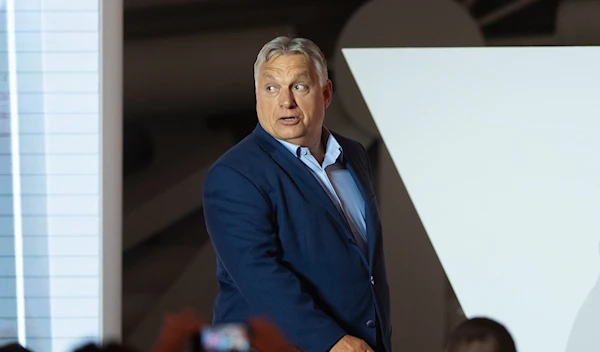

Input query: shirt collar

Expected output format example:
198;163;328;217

275;127;344;162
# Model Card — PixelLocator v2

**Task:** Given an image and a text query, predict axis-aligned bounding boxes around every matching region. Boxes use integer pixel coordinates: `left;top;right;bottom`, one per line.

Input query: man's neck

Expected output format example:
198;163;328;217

277;127;329;164
309;129;329;165
311;145;326;165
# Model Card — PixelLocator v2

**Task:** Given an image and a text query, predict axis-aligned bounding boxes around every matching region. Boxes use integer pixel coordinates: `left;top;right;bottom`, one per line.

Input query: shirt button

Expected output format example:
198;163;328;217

370;276;375;285
366;320;376;328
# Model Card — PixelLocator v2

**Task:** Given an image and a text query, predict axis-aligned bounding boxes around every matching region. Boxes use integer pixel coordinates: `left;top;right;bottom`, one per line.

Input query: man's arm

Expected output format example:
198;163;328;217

203;164;347;352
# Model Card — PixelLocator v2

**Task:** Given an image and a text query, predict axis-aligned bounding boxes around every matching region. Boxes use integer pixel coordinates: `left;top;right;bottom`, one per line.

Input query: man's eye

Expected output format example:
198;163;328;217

266;86;276;92
294;84;307;91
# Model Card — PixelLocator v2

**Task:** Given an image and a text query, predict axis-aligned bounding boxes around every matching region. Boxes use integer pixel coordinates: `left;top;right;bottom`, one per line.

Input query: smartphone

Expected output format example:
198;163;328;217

191;323;251;352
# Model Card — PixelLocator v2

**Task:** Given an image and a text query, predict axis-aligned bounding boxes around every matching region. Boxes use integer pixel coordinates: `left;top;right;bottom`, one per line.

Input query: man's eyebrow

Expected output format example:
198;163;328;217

293;71;310;80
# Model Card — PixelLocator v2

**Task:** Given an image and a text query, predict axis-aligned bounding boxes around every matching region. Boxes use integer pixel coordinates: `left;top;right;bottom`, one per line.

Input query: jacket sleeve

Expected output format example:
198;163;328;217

203;163;347;352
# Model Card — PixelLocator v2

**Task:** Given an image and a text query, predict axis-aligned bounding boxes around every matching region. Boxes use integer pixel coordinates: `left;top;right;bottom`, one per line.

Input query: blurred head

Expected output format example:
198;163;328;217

153;308;205;352
73;342;138;352
0;343;31;352
445;317;517;352
254;36;333;150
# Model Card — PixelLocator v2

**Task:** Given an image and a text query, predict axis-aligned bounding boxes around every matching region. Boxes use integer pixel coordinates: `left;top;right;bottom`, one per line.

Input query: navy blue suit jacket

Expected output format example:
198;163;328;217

203;124;391;352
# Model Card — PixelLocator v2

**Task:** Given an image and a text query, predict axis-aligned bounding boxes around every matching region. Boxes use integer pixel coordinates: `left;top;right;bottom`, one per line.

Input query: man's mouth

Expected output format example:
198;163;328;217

278;116;301;125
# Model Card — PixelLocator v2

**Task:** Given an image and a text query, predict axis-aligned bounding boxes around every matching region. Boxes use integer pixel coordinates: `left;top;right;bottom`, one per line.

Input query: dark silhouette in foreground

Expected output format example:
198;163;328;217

445;317;517;352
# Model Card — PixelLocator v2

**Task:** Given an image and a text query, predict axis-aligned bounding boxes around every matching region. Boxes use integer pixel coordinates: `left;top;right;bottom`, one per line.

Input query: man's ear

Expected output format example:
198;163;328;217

323;79;333;109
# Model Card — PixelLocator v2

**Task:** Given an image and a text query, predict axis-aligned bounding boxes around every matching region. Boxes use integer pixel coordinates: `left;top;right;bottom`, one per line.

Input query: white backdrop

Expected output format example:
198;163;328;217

343;47;600;352
0;0;122;350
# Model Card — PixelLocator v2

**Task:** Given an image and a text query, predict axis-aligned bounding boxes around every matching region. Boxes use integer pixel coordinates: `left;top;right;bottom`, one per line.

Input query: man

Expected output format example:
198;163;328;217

203;36;391;352
445;317;517;352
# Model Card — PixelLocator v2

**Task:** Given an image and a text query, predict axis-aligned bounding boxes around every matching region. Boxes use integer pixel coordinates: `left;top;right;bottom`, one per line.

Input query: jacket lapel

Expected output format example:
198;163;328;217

252;125;355;243
334;133;378;266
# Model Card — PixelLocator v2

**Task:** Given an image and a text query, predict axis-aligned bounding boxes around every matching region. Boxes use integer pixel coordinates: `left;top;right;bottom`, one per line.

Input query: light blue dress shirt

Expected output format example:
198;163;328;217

276;130;368;257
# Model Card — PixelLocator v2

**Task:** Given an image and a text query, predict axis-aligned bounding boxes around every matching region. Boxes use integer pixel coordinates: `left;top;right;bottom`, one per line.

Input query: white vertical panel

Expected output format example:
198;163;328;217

0;0;107;351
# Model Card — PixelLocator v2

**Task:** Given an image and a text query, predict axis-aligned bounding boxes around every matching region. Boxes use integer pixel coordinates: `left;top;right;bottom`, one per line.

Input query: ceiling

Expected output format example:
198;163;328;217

124;0;561;40
468;0;560;37
123;0;365;59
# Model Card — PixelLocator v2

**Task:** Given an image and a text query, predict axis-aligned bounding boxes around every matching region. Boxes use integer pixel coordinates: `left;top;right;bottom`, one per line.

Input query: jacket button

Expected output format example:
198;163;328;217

349;238;357;245
366;320;376;328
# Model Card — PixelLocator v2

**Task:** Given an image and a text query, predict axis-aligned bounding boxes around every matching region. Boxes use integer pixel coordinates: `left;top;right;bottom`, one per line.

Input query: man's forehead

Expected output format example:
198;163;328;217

261;55;314;74
261;69;311;79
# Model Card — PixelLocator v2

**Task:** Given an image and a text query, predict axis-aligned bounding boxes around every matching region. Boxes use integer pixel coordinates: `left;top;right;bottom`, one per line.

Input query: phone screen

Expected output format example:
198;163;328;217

198;323;251;352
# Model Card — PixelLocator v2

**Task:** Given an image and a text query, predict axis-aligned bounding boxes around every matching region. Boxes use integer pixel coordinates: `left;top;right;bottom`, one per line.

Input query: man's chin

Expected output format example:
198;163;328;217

274;126;305;141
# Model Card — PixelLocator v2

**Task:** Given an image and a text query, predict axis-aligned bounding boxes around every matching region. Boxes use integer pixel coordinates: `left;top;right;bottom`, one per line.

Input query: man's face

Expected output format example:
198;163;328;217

255;54;332;148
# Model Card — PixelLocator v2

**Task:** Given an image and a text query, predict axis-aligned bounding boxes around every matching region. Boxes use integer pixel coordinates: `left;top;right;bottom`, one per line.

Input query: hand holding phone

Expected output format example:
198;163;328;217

193;323;251;352
191;317;300;352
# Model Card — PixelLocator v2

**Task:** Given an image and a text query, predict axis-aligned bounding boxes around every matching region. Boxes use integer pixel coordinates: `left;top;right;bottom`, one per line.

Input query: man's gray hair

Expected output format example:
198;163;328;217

254;36;328;89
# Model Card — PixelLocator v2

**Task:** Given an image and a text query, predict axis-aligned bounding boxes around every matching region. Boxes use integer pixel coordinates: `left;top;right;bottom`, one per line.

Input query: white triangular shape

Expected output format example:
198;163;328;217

343;47;600;352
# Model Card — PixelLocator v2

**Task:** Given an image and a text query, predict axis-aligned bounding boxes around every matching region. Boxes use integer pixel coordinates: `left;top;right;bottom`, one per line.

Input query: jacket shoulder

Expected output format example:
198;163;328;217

207;133;268;176
330;130;368;156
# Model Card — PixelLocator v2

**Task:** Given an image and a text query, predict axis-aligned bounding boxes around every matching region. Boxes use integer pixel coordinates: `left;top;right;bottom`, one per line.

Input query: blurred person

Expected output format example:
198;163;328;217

74;342;138;352
153;308;297;352
0;343;31;352
445;317;517;352
203;36;391;352
153;308;204;352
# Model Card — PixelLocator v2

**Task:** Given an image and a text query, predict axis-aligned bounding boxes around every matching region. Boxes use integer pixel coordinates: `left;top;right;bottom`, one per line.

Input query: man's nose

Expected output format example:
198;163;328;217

279;90;296;109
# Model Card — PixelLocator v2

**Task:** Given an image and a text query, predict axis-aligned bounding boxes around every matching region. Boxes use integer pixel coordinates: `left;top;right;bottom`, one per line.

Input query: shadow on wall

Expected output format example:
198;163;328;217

123;121;155;176
564;240;600;352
